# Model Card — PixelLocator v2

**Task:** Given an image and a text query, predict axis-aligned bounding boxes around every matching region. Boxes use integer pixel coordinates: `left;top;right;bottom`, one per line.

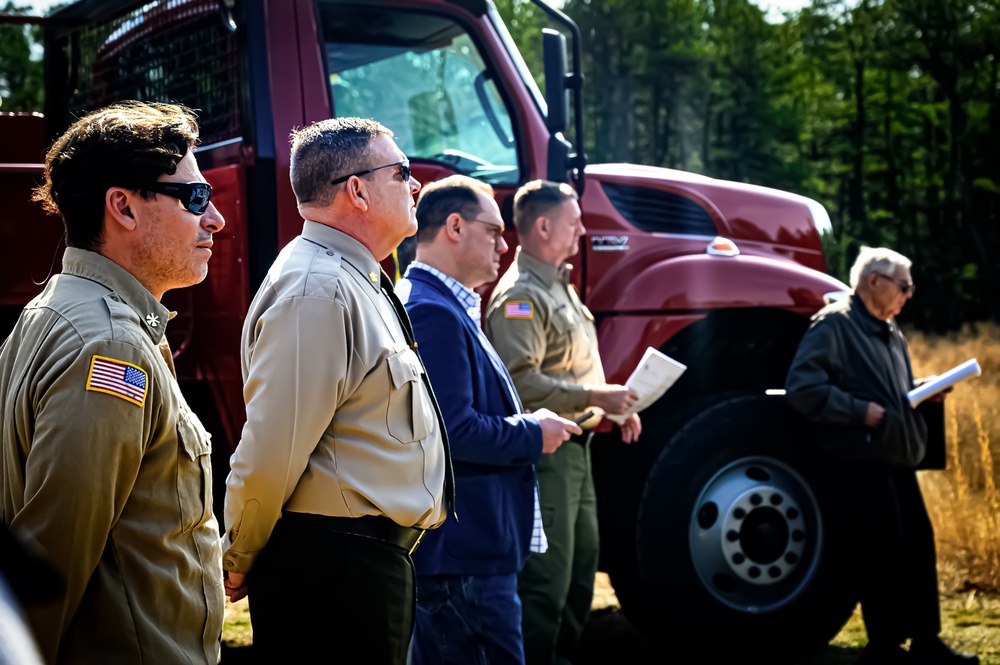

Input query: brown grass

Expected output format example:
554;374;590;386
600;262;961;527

909;323;1000;593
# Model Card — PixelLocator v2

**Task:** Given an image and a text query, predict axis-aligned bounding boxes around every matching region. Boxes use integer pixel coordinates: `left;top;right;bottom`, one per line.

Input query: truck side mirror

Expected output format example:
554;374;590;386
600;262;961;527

548;133;572;184
542;28;569;134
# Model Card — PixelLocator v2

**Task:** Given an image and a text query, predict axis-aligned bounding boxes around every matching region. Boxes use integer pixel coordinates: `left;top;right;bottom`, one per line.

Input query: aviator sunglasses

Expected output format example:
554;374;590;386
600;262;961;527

145;181;214;215
330;160;410;185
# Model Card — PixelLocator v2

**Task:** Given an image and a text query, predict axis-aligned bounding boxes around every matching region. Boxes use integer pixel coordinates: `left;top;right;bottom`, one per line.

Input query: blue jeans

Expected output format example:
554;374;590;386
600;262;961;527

411;573;525;665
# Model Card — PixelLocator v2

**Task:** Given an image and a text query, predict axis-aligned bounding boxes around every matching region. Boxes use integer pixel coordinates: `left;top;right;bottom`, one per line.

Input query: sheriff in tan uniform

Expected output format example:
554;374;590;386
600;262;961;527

222;222;449;564
222;117;453;665
0;250;224;664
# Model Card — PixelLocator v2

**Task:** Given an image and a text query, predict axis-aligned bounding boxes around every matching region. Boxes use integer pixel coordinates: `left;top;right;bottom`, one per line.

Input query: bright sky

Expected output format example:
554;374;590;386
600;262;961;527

12;0;813;22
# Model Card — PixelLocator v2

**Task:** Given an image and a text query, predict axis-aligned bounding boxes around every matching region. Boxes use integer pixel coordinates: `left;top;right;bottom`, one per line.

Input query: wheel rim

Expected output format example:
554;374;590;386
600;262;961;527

688;456;822;613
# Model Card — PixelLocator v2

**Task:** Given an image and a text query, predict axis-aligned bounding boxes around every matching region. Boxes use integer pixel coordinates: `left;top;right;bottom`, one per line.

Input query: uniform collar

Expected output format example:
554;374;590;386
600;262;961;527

301;220;383;292
514;247;572;286
61;248;171;343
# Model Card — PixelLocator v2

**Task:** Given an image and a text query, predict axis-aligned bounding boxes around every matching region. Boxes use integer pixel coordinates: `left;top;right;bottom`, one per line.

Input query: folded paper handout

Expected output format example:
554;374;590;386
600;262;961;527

605;347;686;424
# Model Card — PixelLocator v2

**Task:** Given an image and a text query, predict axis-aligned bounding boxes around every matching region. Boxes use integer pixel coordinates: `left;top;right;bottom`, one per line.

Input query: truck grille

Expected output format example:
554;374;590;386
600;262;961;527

49;0;241;146
602;182;717;236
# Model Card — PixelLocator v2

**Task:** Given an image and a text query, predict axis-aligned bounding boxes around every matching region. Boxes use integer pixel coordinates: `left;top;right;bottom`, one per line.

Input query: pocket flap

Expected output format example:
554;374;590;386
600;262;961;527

177;411;212;460
388;348;423;390
552;309;574;334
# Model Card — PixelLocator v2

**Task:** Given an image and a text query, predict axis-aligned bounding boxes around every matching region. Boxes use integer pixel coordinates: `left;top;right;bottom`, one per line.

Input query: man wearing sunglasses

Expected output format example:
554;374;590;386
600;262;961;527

0;101;226;664
222;117;453;665
786;247;976;665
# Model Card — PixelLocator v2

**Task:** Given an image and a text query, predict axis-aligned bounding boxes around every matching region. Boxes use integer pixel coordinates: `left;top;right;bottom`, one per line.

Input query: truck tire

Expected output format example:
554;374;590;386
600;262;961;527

609;393;858;662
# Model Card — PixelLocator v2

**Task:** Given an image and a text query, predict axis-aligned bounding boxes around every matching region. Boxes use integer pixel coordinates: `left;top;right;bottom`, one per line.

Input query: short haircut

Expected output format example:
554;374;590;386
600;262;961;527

290;117;392;207
849;246;912;289
414;175;494;243
512;179;578;235
32;101;199;251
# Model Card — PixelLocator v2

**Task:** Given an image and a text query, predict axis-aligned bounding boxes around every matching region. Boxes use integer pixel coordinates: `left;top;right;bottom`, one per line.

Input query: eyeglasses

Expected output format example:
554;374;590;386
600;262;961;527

145;181;213;215
330;160;410;185
465;217;506;243
875;272;915;295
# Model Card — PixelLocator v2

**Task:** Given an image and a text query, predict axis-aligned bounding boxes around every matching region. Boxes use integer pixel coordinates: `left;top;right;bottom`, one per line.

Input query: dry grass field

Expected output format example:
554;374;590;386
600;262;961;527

910;323;1000;594
222;326;1000;662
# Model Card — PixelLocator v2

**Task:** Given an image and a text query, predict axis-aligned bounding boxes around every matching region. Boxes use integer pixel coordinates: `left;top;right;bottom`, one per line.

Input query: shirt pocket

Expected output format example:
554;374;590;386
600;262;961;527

386;347;434;444
551;308;577;363
175;410;213;533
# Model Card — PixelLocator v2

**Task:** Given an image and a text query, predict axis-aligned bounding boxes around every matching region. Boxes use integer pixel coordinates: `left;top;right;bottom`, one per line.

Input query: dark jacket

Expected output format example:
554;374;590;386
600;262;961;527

399;266;543;576
785;294;927;468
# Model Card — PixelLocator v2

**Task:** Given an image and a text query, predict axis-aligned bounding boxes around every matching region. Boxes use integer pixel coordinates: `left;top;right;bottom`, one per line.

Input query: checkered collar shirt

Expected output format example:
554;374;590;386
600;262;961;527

409;262;481;327
408;262;547;553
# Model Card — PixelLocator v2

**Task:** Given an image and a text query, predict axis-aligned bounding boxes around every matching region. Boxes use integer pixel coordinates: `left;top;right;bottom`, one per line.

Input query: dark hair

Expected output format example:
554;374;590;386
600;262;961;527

512;179;578;235
32;101;200;251
414;175;494;243
289;117;392;207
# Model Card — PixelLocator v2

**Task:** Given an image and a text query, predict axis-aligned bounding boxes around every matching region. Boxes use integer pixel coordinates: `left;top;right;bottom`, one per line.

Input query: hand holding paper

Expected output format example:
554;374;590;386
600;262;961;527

605;347;686;424
907;358;981;408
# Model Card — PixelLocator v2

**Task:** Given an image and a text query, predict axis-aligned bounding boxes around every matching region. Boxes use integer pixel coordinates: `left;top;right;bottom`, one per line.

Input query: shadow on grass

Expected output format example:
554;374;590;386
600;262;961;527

221;644;254;665
576;607;863;665
220;607;865;665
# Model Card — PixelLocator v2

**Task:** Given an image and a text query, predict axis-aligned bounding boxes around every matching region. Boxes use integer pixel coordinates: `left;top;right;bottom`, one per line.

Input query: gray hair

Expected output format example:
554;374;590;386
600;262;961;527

289;117;392;207
849;246;912;290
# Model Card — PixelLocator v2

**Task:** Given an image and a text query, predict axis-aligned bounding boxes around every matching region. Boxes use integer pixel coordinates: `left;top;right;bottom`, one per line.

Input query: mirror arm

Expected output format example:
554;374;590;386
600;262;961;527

531;0;587;195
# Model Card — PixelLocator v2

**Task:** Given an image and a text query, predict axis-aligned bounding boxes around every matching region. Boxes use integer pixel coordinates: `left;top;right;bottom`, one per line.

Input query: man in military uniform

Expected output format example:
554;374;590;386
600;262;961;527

222;117;454;665
485;179;641;665
0;101;226;664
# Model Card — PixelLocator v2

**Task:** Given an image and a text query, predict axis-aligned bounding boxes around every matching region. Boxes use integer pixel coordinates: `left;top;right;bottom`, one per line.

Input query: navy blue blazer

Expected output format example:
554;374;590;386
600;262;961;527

399;266;542;577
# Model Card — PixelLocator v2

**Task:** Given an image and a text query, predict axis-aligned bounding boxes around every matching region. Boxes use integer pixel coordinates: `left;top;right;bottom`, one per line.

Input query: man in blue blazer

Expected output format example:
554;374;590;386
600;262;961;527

398;175;580;665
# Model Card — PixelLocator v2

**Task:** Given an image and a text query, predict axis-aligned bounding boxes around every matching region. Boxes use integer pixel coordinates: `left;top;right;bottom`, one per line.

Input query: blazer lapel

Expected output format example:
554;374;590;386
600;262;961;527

409;268;520;413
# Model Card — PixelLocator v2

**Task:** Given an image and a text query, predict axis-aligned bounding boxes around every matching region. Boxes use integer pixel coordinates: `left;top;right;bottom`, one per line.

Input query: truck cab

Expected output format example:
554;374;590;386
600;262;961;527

2;0;863;659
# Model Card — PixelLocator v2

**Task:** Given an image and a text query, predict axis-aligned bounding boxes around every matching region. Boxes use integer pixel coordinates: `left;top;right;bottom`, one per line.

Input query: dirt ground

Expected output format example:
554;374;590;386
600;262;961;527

221;573;1000;664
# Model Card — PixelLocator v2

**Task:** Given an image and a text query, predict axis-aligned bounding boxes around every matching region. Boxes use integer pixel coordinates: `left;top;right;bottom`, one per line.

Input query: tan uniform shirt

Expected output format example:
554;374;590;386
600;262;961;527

485;248;606;427
0;249;224;665
222;222;447;575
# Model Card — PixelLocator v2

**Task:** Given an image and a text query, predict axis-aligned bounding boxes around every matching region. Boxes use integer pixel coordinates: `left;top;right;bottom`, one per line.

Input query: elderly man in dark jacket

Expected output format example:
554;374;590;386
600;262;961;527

785;246;976;665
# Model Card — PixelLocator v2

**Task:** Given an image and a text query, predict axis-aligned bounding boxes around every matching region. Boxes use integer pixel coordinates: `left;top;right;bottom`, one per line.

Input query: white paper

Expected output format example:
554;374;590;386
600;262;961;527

605;347;687;424
907;358;982;408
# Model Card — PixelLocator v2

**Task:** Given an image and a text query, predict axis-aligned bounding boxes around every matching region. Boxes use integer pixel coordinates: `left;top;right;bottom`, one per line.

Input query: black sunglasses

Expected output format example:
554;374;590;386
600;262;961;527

875;272;916;296
145;181;213;215
330;160;410;186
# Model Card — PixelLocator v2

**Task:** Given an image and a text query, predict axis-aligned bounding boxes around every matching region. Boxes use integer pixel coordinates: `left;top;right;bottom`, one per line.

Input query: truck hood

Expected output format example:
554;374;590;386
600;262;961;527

585;163;832;262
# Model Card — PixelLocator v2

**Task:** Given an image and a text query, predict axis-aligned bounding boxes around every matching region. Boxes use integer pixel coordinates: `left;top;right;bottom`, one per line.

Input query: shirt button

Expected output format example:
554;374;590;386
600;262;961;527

326;250;334;256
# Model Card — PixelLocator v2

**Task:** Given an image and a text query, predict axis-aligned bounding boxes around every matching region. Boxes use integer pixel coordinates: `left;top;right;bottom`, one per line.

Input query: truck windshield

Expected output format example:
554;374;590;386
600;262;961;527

488;2;547;117
320;5;520;184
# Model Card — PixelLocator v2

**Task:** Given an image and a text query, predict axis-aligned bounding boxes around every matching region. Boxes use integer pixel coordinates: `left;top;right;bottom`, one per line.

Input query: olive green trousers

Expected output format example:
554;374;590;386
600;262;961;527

519;440;600;665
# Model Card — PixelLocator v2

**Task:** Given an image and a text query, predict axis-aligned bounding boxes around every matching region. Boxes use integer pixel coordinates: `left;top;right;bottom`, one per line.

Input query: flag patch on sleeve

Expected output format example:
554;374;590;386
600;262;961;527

86;355;148;407
504;301;534;319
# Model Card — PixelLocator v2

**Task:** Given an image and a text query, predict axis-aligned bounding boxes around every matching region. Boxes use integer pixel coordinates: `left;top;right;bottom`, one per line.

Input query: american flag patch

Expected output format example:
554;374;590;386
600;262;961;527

86;355;148;407
504;301;534;319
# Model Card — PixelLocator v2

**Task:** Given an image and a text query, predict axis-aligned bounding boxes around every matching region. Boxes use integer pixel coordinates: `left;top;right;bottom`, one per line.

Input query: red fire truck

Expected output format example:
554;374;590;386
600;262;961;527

1;0;911;659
